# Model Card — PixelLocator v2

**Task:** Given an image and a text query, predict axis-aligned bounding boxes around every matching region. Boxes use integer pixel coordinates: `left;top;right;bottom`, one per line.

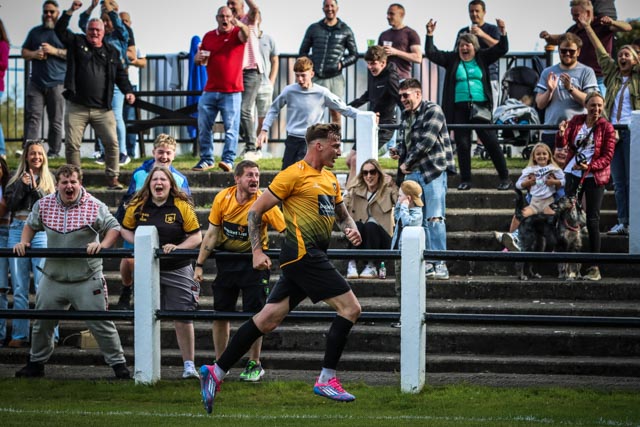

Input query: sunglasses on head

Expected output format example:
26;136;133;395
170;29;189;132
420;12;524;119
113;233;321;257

560;48;577;55
362;169;378;176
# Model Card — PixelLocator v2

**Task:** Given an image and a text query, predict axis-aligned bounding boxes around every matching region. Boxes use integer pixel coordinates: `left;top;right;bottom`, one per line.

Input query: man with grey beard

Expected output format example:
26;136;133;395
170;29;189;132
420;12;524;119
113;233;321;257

21;0;67;158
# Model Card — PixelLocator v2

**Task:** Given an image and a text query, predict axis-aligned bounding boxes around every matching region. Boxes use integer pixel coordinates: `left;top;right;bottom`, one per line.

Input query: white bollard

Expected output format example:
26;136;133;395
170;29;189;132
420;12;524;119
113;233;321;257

355;112;378;173
133;226;161;384
400;226;426;393
629;112;640;254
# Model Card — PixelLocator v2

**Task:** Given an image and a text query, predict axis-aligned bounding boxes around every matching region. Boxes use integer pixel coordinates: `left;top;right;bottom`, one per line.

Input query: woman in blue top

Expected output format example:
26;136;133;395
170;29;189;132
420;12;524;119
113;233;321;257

425;18;510;191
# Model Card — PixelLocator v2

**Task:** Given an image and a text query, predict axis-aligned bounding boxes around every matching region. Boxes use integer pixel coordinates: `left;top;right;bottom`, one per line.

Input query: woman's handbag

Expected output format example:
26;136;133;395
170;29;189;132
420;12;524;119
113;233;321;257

469;102;492;123
463;62;492;123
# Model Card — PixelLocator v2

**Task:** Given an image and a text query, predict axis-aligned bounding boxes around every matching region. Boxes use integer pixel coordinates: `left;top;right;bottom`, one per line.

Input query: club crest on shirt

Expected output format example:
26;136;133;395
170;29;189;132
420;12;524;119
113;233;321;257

165;213;177;224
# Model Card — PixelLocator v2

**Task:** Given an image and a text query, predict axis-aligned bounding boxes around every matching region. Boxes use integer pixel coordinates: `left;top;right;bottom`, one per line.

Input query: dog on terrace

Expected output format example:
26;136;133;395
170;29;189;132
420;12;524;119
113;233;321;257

512;189;585;280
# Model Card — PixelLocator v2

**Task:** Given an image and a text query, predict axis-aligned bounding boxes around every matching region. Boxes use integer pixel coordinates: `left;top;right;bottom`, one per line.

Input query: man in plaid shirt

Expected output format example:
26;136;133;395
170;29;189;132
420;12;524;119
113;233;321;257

392;78;456;280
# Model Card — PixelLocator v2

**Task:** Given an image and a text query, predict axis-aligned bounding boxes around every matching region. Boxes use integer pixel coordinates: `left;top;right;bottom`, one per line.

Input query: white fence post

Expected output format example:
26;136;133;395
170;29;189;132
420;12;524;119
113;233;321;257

355;112;378;172
133;226;161;384
400;226;426;393
629;112;639;254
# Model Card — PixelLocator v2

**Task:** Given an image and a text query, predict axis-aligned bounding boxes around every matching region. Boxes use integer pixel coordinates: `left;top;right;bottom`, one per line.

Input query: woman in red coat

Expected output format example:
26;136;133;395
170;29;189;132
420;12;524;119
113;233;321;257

555;91;616;281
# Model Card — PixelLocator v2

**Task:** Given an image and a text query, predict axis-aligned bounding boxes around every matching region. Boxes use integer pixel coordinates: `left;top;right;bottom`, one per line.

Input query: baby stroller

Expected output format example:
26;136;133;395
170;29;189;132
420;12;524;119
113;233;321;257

478;66;541;159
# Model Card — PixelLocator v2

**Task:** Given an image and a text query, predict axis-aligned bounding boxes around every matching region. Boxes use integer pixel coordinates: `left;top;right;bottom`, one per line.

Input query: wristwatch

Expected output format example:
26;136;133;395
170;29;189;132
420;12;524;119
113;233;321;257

195;262;204;268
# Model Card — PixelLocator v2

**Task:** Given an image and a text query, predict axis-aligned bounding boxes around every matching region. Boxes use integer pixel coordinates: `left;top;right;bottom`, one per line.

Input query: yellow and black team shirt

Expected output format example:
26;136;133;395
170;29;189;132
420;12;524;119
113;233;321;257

209;186;286;253
268;160;343;267
123;195;201;271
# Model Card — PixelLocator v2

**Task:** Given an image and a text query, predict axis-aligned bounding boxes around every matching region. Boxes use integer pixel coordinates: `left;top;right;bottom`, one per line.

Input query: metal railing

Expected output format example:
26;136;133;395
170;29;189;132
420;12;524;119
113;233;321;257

1;50;549;146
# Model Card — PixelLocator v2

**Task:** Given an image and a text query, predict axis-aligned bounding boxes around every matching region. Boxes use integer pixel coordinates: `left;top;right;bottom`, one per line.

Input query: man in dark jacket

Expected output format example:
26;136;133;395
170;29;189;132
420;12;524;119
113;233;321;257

347;45;400;184
55;0;135;190
299;0;357;124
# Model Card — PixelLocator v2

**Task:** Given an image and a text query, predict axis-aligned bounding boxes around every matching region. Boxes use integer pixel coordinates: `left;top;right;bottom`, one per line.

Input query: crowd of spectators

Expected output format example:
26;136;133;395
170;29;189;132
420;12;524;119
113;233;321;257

0;0;638;388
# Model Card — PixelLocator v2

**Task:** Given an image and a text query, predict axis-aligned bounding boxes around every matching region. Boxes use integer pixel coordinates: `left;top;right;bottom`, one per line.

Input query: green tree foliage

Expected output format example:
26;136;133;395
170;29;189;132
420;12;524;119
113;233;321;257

616;19;640;49
0;96;24;141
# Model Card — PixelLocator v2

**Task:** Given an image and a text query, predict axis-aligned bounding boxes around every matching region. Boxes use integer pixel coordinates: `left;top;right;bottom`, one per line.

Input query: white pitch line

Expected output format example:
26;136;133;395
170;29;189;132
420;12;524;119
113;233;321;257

0;407;638;426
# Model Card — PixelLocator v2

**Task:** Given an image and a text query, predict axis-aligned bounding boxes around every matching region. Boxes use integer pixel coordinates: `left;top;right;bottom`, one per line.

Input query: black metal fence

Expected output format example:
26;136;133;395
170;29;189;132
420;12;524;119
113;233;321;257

1;50;550;146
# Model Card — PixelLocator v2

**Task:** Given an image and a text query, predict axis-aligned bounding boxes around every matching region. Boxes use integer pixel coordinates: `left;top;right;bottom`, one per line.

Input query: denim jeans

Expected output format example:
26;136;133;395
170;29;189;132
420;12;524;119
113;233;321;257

611;129;630;225
123;85;138;157
113;85;127;155
404;171;448;257
0;225;9;342
197;91;242;165
8;219;47;340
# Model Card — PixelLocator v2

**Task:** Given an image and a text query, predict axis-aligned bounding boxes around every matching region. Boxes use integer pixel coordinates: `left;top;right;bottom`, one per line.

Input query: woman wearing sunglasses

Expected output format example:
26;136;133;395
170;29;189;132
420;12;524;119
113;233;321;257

343;159;398;279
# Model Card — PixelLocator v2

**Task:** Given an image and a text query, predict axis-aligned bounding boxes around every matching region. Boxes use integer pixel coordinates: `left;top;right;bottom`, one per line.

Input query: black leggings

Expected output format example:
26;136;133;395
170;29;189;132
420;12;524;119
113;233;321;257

565;174;604;260
453;102;509;183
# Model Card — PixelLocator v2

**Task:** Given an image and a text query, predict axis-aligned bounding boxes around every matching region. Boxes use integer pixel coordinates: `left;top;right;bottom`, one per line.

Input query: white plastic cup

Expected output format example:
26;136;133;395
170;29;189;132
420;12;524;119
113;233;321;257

383;41;392;47
200;50;211;66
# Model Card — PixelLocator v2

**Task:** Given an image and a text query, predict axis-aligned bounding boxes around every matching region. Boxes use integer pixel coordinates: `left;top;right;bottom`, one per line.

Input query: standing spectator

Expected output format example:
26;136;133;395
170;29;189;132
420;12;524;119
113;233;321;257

299;0;358;124
580;15;640;236
4;140;56;348
113;134;190;310
378;3;422;80
0;157;10;346
344;159;398;279
55;0;135;190
425;18;511;191
14;164;130;379
21;1;67;159
199;124;363;413
255;13;279;148
455;0;501;109
228;0;263;156
194;160;285;382
80;0;131;166
120;11;146;159
192;6;249;173
257;57;360;170
535;32;599;148
347;45;400;185
0;18;8;158
539;0;631;95
121;166;202;379
556;92;616;281
394;78;456;280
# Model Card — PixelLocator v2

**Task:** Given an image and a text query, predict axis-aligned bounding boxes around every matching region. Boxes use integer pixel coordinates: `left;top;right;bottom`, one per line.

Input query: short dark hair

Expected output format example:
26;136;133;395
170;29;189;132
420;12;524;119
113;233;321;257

305;123;341;145
43;0;59;8
389;3;405;13
56;164;82;182
399;78;421;91
468;0;486;11
234;159;259;177
364;45;387;62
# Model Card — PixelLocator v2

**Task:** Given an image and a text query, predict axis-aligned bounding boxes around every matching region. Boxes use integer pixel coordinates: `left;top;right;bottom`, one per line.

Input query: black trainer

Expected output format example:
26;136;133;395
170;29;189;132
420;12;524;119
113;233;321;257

15;361;45;378
113;286;132;310
112;363;131;379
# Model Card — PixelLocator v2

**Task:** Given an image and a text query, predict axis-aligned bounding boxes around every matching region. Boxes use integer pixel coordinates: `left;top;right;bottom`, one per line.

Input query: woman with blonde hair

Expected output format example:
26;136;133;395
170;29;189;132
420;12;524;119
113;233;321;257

579;15;640;236
4;140;56;347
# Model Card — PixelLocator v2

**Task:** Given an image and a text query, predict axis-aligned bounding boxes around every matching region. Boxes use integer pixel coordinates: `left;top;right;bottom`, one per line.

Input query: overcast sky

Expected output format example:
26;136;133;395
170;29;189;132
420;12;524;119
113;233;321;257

2;0;638;56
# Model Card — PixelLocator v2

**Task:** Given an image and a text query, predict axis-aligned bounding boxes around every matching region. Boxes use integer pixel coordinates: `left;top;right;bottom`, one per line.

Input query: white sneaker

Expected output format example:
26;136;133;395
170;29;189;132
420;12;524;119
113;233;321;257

425;263;435;278
182;365;200;379
346;260;359;279
607;223;629;235
493;231;504;244
359;264;378;279
434;263;449;280
501;233;521;251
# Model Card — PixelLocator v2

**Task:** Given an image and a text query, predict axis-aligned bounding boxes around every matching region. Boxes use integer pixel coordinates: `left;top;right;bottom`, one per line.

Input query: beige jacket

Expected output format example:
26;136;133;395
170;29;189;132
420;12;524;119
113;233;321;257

344;182;398;237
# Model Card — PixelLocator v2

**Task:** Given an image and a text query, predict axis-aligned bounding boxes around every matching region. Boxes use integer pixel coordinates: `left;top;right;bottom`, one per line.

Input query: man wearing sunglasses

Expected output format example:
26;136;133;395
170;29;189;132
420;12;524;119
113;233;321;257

539;0;631;96
534;32;598;149
21;1;67;159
